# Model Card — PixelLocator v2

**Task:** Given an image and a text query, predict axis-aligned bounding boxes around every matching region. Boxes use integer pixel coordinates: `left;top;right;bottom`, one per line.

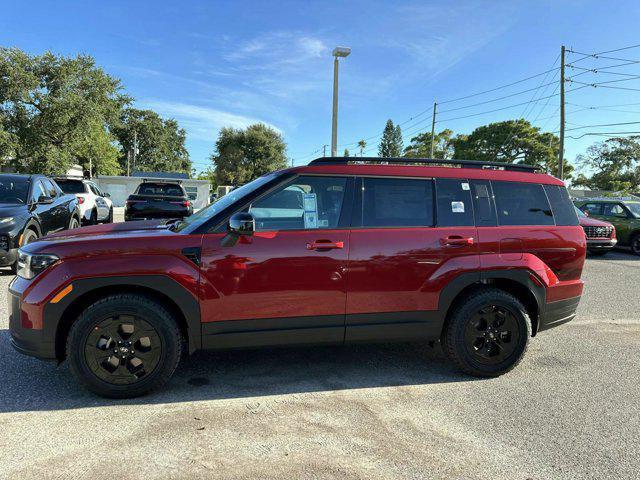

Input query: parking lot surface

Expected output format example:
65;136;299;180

1;251;638;479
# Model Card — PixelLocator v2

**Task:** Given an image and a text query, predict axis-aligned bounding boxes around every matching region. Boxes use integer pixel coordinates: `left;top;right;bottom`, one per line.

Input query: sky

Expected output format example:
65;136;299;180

2;0;640;176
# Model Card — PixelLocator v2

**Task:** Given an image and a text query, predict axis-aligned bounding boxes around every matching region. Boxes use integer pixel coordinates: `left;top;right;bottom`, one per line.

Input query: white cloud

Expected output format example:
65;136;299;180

139;99;282;141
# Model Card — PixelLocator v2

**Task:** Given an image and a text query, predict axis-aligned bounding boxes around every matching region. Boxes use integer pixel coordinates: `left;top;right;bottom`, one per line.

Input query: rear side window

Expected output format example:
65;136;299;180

436;178;474;226
56;180;86;194
580;203;602;215
492;181;554;226
543;185;579;226
362;177;433;227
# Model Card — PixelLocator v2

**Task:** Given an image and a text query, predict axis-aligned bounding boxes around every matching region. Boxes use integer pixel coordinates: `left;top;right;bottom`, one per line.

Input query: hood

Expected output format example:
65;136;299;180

43;219;170;241
578;215;613;228
0;203;29;218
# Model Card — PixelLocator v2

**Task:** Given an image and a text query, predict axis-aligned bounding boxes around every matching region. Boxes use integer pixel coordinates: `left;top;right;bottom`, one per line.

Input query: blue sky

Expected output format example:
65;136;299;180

2;0;640;175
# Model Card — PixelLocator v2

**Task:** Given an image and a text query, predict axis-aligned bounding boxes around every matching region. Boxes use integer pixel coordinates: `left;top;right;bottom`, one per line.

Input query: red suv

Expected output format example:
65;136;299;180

9;158;586;398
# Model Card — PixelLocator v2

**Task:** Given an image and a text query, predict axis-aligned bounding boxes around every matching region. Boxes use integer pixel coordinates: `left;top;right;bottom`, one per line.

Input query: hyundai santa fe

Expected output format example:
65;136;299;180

9;157;586;398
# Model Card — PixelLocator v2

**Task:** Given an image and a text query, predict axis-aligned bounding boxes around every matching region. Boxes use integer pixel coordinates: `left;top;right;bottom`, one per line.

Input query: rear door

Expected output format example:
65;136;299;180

89;182;110;220
600;202;632;244
345;176;478;342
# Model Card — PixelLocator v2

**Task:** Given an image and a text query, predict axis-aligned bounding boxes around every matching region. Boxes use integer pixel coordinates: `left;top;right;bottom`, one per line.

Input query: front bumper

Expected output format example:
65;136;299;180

8;278;57;360
0;247;18;267
586;238;617;251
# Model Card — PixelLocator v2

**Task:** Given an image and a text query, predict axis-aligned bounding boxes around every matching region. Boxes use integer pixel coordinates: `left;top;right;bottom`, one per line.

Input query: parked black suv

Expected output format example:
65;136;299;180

124;180;193;221
0;174;81;272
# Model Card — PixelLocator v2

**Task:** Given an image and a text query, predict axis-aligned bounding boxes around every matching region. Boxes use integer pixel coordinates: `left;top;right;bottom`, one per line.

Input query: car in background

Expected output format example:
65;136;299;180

575;206;616;256
54;177;113;225
0;174;81;272
574;198;640;255
124;180;193;222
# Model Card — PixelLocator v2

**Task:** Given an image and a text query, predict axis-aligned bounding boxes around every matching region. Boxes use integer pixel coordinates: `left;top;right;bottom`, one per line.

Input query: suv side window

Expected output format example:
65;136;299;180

603;203;627;218
492;181;554;226
250;175;347;231
42;178;58;198
361;177;433;227
30;180;47;203
89;183;101;196
581;203;602;215
436;178;474;226
543;185;579;226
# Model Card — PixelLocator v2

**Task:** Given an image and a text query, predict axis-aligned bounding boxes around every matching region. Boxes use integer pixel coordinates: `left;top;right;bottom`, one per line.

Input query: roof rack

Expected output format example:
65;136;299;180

308;157;541;172
141;178;183;184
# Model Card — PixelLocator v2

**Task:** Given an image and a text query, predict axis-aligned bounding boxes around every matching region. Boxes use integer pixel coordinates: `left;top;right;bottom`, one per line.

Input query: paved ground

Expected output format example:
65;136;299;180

0;251;638;480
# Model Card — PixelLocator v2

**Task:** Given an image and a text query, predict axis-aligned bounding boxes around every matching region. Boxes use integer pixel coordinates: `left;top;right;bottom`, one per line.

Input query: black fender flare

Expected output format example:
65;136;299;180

437;269;546;334
44;275;201;357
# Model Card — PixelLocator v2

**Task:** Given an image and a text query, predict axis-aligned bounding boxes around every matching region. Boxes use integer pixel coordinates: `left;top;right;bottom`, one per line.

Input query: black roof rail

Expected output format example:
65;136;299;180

308;156;541;172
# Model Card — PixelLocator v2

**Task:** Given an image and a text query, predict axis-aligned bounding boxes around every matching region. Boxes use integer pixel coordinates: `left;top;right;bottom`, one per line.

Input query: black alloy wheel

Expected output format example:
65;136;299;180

84;315;162;385
69;216;80;230
463;304;520;365
631;234;640;256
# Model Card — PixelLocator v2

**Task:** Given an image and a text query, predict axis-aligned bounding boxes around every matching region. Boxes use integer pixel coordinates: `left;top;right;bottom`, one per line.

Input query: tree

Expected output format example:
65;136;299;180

343;148;350;157
378;119;403;157
211;123;287;186
0;47;129;175
112;108;190;175
572;136;640;192
453;119;572;177
404;129;455;159
357;139;366;157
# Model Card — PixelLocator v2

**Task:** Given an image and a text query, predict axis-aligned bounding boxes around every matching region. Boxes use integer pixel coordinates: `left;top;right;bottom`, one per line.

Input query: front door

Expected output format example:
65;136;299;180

199;175;353;348
345;176;479;342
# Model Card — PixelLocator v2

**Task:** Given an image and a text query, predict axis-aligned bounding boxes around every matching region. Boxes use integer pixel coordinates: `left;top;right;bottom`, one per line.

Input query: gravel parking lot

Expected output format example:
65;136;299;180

0;251;638;480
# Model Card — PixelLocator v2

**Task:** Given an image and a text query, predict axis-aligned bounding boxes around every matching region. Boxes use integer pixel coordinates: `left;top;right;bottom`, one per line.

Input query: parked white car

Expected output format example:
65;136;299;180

54;177;113;225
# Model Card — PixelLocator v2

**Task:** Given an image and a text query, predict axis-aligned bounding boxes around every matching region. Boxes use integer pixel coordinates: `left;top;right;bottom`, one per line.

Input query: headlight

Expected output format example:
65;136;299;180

17;250;59;279
0;217;13;224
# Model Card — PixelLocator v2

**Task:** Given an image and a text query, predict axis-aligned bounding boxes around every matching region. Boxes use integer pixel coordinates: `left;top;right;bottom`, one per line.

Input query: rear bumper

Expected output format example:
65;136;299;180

538;296;581;332
124;208;191;221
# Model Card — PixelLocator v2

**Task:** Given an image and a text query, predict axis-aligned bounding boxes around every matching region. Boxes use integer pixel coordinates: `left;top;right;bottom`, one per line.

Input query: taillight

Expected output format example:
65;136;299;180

184;200;191;208
76;196;85;204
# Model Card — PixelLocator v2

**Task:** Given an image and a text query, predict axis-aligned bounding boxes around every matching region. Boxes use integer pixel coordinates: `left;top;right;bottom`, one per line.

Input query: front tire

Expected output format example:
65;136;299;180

68;216;80;230
443;288;531;377
67;294;182;398
630;233;640;256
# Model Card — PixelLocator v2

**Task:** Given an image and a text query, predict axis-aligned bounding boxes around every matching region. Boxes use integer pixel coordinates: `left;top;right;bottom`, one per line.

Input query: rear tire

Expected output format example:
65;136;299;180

90;208;98;225
67;294;182;398
630;233;640;256
443;288;531;377
106;207;113;223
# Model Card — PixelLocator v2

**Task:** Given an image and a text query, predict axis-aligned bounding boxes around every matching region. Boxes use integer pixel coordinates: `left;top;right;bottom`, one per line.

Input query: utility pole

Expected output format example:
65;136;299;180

133;130;138;172
558;45;566;180
323;144;328;157
127;149;131;177
89;157;92;179
429;101;438;158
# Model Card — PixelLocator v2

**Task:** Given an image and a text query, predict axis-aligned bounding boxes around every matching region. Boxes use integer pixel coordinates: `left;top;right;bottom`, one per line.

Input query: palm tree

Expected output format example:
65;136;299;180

357;139;366;157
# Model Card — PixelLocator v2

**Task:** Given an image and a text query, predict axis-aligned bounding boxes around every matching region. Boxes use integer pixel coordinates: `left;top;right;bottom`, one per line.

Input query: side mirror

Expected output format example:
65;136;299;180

38;195;54;204
583;211;589;217
103;192;110;198
221;212;255;247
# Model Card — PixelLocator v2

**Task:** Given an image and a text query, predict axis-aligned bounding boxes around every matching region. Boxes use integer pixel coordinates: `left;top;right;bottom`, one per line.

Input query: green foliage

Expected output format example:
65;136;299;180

211;123;287;186
573;136;640;192
0;47;129;175
378;119;403;157
343;148;350;157
357;139;366;157
73;121;121;176
453;119;572;178
404;129;455;159
112;108;190;175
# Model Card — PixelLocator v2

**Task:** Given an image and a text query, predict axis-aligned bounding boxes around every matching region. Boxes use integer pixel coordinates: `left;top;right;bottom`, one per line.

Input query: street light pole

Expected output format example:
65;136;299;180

331;46;351;157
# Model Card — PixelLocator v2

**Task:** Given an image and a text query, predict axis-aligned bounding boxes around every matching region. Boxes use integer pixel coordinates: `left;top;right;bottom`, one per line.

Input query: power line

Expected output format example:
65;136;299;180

565;121;640;132
566;80;640;92
566;75;640;86
567;131;640;140
566;65;640;77
566;59;640;71
437;65;559;105
567;49;640;64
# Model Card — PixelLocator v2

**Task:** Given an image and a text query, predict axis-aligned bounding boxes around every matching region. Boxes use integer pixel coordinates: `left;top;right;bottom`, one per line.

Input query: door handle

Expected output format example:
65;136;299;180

441;236;474;246
306;240;344;250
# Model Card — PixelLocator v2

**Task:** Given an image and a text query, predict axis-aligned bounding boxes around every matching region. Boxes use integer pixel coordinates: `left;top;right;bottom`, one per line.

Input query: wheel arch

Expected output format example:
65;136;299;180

438;270;545;339
46;275;201;361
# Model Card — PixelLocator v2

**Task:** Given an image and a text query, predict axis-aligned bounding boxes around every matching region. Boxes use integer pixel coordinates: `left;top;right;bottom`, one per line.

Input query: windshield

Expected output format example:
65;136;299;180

0;176;29;204
574;206;586;218
173;172;281;232
56;179;86;194
625;202;640;217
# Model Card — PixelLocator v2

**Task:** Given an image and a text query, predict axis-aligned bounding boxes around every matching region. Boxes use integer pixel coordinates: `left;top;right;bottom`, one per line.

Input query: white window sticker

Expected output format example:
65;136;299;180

451;201;465;213
461;182;470;191
304;212;318;229
303;193;317;212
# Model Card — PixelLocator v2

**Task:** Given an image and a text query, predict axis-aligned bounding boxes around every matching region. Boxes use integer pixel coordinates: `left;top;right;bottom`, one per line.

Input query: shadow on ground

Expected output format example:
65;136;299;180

0;329;469;413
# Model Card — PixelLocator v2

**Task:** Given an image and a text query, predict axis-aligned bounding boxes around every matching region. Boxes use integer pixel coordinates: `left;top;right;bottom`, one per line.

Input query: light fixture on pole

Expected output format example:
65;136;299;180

331;46;351;157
